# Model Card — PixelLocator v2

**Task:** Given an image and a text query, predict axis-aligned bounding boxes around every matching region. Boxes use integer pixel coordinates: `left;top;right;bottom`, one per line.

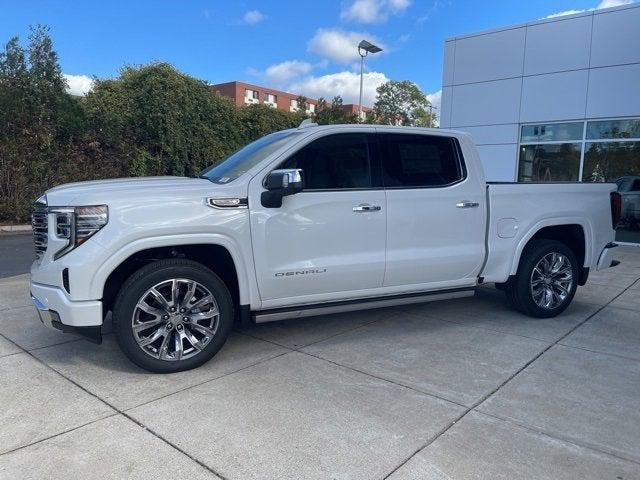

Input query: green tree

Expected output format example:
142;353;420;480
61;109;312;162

0;25;80;222
239;103;301;141
84;63;245;177
314;96;357;125
373;80;433;126
295;95;308;116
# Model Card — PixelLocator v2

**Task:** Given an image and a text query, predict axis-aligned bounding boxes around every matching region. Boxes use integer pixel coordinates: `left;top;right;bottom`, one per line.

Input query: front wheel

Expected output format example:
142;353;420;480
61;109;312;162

113;259;234;373
505;239;578;318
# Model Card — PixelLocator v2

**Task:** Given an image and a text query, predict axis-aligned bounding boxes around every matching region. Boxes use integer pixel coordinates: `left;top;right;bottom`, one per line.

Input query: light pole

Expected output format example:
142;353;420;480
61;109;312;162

358;40;382;121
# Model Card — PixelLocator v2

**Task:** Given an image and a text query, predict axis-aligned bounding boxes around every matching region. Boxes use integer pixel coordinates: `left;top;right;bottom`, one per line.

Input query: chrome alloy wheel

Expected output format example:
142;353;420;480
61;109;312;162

132;278;219;361
530;252;574;310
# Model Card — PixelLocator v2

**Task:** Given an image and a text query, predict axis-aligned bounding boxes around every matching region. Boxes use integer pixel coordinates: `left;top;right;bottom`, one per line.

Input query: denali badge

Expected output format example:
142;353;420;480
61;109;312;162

275;268;327;277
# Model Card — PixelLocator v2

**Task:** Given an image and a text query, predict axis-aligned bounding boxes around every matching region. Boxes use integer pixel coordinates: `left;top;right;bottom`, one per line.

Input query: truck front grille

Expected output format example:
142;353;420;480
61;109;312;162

32;199;48;260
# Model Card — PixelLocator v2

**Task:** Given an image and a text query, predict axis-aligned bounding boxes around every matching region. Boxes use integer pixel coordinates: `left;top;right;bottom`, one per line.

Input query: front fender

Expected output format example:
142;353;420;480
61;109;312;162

89;233;259;308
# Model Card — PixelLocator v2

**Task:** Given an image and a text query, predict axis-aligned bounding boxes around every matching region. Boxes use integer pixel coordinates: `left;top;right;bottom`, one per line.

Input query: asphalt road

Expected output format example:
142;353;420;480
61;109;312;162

0;233;34;278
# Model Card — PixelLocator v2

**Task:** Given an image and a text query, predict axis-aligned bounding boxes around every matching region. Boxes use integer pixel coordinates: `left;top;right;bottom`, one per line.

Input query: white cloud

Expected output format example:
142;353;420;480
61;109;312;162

265;60;314;85
242;10;266;25
426;89;441;112
546;9;584;18
388;0;411;12
341;0;411;23
597;0;634;7
63;74;94;96
308;28;385;64
289;70;389;106
546;0;633;18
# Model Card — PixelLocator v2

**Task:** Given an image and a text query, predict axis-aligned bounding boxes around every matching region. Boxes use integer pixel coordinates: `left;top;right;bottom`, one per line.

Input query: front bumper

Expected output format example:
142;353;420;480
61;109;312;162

31;283;103;344
30;281;103;327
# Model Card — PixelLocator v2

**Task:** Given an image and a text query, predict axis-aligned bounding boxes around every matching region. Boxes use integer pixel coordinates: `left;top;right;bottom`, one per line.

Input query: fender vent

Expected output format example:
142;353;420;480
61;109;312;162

62;268;70;294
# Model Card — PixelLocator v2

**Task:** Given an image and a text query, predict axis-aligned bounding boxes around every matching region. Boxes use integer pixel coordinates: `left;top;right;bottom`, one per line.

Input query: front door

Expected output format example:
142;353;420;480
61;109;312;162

379;131;486;289
249;131;386;307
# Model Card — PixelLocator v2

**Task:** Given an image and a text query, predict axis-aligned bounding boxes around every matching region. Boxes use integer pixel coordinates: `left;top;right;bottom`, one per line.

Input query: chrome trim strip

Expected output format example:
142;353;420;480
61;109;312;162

206;197;248;209
253;289;474;323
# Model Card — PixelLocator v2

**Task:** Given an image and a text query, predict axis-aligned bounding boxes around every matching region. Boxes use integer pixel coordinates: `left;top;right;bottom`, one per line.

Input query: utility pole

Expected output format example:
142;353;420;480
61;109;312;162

427;104;438;127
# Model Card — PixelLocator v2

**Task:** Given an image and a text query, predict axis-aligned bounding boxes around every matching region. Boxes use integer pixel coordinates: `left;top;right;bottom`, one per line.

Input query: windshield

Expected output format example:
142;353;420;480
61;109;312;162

200;130;302;184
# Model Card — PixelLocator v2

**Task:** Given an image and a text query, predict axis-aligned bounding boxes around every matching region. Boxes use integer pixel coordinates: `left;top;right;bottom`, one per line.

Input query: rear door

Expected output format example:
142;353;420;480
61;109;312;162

248;131;387;307
380;131;486;288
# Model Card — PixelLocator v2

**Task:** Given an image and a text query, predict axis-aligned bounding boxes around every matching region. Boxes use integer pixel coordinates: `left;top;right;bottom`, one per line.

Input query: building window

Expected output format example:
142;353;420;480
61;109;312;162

520;122;583;143
264;93;277;106
586;119;640;140
244;89;259;104
582;141;640;182
518;117;640;243
290;99;299;112
306;103;315;113
518;122;582;182
518;143;581;182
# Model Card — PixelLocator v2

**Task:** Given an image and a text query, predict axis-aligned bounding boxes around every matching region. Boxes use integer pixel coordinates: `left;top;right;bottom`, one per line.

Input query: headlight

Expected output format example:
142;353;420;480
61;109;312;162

52;205;108;259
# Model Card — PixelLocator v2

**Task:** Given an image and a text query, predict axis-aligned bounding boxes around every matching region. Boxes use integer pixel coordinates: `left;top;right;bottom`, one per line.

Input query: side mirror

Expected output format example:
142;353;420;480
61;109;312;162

261;169;304;208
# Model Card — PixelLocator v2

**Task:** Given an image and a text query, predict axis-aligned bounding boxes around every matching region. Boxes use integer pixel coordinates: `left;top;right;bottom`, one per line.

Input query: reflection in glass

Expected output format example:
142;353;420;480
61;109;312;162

520;123;583;142
518;143;581;182
586;118;640;140
583;141;640;243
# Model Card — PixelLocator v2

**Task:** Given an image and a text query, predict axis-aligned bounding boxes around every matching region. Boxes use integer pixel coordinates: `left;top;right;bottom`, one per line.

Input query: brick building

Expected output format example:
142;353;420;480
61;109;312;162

210;81;372;117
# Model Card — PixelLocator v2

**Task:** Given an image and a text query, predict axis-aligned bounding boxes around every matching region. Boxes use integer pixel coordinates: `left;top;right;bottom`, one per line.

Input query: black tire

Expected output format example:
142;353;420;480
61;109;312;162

505;239;578;318
113;259;234;373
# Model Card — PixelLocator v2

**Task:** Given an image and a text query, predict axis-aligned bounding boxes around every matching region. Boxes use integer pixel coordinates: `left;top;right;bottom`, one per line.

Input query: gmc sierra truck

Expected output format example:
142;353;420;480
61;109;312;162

30;123;621;372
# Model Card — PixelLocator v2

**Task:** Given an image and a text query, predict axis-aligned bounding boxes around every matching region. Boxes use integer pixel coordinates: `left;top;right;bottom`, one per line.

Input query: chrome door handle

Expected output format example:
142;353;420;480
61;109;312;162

456;200;479;208
353;204;382;212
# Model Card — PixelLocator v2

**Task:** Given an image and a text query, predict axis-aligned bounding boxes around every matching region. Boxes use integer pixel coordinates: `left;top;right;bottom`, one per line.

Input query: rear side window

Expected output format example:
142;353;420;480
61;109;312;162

281;133;372;190
380;134;464;188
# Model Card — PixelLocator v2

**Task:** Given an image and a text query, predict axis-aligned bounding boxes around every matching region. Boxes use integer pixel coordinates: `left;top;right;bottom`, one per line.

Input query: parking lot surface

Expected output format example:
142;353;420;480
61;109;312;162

1;236;639;479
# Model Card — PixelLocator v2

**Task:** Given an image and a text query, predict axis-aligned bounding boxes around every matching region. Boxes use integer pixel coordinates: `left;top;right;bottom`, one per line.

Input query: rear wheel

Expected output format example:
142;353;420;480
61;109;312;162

113;259;234;373
505;239;578;318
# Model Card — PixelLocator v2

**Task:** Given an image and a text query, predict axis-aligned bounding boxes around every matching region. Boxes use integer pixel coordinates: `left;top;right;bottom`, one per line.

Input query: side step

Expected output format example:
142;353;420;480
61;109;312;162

252;287;475;324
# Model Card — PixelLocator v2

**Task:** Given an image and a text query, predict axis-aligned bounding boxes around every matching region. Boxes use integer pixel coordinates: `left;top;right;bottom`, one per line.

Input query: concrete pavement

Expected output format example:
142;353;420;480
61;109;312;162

0;234;639;479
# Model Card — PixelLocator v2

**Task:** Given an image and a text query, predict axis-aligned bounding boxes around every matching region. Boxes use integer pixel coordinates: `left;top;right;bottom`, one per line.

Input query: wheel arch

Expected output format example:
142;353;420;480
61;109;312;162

509;219;591;282
95;235;257;316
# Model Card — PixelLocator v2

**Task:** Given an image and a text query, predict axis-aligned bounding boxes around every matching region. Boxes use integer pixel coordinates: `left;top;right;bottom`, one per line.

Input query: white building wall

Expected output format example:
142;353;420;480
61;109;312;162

440;3;640;181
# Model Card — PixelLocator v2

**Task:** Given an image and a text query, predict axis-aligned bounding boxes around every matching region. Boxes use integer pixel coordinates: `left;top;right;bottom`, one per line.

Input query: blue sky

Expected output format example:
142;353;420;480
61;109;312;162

0;0;634;110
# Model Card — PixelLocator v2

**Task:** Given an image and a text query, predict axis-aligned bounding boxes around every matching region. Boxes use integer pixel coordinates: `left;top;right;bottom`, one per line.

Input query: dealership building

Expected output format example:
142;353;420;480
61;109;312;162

439;3;640;243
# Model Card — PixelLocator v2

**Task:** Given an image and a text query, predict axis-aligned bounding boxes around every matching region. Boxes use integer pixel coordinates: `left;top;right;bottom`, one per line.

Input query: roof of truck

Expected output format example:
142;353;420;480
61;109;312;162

293;123;467;137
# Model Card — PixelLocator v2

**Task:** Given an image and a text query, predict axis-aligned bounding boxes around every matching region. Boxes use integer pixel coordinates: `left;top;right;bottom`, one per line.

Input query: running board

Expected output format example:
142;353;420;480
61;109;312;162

252;288;475;324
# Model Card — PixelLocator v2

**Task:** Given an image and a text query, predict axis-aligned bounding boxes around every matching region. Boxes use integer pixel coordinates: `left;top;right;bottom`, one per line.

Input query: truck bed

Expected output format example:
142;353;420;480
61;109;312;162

481;182;616;283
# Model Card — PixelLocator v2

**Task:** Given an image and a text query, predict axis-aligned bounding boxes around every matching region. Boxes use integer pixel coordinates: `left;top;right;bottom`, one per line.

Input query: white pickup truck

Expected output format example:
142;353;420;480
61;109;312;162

30;123;621;372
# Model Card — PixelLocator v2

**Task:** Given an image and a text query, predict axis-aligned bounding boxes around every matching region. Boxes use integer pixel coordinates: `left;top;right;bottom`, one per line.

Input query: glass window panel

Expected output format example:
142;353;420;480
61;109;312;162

380;134;463;188
517;143;581;182
582;142;640;182
281;133;372;190
586;118;640;140
520;122;583;142
582;141;640;243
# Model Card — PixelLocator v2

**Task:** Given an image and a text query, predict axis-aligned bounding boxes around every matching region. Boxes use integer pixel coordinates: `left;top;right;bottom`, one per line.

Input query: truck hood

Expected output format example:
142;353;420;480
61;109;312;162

45;176;234;206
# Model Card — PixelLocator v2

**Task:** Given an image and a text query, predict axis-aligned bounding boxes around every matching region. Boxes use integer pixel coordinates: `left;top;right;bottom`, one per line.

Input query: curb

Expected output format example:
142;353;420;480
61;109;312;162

0;224;32;233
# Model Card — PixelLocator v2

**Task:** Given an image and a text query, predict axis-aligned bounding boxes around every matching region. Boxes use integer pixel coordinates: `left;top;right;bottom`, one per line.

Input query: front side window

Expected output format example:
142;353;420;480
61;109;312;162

380;134;463;188
281;133;372;190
